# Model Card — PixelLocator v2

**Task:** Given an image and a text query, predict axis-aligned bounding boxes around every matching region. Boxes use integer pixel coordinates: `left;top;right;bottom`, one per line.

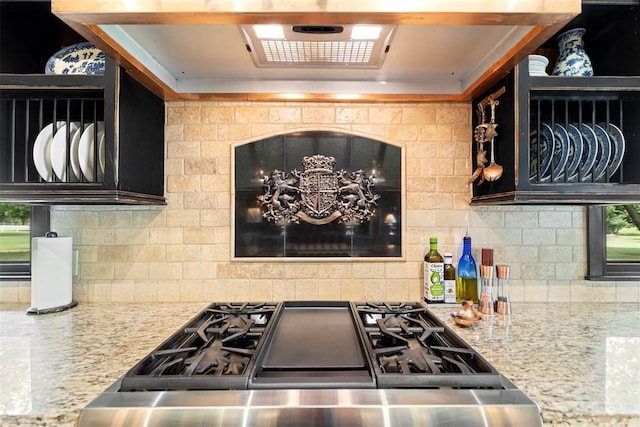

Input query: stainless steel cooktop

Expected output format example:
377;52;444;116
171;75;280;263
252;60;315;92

78;301;543;427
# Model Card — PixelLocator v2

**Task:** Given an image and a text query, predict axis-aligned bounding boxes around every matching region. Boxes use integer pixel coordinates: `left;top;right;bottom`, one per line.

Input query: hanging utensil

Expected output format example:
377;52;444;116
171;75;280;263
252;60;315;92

469;147;487;184
483;100;503;182
470;103;489;184
473;103;490;144
483;137;503;181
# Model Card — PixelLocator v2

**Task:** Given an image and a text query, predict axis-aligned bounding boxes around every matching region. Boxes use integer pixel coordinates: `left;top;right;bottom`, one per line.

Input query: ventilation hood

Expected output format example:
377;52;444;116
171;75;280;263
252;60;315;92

52;0;580;102
238;24;397;69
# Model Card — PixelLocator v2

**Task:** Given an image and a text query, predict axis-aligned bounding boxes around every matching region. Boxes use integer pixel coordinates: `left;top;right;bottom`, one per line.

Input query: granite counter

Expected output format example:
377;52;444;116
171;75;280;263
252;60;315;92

0;302;638;426
429;303;640;426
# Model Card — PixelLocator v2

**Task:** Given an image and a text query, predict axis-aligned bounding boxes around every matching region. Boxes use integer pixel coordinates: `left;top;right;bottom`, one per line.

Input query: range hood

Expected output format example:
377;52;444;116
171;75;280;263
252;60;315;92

51;0;580;102
238;24;398;69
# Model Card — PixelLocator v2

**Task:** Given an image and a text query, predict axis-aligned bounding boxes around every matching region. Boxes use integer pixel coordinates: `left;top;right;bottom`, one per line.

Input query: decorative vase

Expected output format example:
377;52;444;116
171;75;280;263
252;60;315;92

552;28;593;76
528;54;549;76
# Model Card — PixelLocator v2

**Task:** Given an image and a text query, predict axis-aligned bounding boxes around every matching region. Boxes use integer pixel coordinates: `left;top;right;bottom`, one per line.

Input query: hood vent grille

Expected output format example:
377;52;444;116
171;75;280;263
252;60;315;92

292;25;344;35
260;39;376;65
239;24;396;69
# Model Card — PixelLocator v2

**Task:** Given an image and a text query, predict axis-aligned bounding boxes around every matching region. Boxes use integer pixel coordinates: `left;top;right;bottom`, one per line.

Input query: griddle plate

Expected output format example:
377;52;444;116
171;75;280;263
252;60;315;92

261;306;366;369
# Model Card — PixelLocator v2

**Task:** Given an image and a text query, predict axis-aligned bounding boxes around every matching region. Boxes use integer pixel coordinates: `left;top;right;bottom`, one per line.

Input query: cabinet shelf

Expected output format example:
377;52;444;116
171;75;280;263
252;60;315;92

527;76;640;91
0;74;106;88
0;184;165;205
470;2;640;205
471;63;640;205
0;1;165;205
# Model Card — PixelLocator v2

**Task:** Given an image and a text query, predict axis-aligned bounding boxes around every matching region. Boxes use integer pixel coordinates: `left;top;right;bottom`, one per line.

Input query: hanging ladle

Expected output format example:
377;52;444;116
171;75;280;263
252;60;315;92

483;100;503;182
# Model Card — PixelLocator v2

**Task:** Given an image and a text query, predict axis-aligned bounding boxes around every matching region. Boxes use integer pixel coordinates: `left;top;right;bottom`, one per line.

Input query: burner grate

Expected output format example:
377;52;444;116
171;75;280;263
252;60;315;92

120;302;280;391
353;301;505;389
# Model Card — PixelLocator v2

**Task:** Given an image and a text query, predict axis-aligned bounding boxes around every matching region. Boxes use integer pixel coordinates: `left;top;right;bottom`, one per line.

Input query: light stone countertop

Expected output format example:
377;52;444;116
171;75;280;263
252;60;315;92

0;302;638;427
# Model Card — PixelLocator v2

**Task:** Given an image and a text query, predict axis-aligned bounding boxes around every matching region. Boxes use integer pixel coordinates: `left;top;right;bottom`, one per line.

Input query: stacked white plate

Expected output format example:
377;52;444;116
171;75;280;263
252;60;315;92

78;122;106;182
33;121;105;182
33;121;66;182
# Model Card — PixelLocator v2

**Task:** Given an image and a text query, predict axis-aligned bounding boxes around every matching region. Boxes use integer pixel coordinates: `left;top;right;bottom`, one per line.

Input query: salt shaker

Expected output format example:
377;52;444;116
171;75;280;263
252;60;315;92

495;264;512;315
478;265;494;315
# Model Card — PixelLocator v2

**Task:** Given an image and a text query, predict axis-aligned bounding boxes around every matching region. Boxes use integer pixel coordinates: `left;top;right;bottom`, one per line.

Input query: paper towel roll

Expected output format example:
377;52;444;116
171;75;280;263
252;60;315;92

29;235;74;313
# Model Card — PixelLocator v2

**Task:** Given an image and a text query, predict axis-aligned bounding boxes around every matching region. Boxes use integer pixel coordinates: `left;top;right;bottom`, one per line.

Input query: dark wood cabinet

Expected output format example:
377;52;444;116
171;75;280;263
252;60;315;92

0;1;165;205
470;1;640;205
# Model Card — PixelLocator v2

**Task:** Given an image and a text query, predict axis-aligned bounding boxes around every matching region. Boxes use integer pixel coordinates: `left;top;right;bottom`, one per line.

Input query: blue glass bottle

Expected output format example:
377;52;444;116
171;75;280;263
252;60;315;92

456;236;478;303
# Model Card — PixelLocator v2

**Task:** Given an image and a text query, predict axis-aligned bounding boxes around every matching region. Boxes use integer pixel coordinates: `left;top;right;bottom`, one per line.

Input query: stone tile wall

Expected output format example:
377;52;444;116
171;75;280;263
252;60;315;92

1;101;638;303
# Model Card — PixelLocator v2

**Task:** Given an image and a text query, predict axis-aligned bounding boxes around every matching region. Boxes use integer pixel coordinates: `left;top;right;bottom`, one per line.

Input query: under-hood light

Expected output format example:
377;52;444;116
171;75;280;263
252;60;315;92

254;24;284;39
351;26;382;40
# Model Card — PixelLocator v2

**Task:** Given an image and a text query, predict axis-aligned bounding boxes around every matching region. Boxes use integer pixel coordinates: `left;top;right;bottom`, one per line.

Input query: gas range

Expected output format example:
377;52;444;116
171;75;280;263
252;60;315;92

78;301;543;426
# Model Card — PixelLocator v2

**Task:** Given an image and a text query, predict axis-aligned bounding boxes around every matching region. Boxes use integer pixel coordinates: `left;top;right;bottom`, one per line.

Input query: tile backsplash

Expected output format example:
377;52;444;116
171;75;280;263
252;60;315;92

1;101;638;303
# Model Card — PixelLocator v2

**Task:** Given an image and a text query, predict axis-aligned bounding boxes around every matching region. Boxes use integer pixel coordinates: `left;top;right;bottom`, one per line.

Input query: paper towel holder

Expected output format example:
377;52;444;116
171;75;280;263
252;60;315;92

27;233;78;315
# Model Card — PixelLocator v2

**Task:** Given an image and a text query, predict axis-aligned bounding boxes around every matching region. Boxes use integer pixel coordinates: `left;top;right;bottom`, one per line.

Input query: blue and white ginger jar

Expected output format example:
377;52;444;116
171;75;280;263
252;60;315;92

552;28;593;76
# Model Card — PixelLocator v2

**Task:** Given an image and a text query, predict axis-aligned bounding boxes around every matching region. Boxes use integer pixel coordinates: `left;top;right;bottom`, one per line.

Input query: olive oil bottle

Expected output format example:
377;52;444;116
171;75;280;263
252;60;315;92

443;252;457;303
456;235;478;303
424;237;444;303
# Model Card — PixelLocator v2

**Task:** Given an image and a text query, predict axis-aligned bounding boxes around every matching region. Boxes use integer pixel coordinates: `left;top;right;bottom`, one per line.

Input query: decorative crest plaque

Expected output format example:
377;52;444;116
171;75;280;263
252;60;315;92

258;154;380;225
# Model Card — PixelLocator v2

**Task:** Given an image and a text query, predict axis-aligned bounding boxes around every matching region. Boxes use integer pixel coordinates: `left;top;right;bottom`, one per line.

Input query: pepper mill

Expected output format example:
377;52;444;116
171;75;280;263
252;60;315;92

478;264;494;315
495;264;512;315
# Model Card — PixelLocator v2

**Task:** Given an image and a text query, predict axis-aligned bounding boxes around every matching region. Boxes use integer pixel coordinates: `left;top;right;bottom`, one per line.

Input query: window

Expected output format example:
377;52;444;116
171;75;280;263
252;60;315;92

0;204;50;280
587;205;640;280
